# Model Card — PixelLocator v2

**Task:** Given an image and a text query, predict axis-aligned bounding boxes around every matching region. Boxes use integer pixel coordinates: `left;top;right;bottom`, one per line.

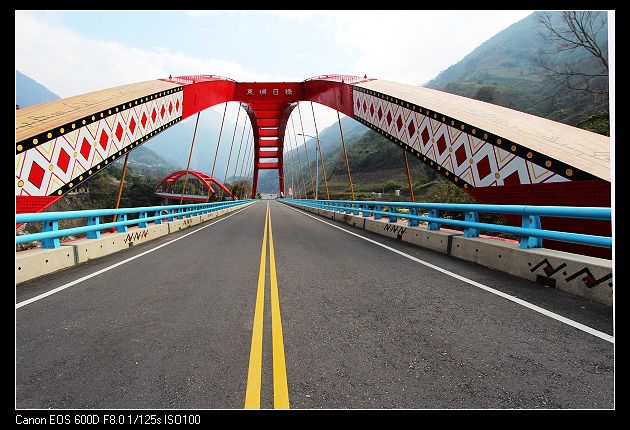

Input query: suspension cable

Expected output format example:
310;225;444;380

403;148;415;202
297;103;315;197
283;150;293;198
286;128;301;198
289;126;303;198
310;102;330;200
180;112;202;204
336;110;355;201
230;119;249;195
290;114;307;199
246;147;255;197
236;127;252;182
236;128;253;199
112;152;130;223
220;106;242;200
238;128;253;180
284;126;297;198
242;129;254;196
208;103;228;199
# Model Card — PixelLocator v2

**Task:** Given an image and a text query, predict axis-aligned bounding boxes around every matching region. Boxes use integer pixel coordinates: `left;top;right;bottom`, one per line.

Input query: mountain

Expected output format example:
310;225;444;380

145;108;249;180
260;11;609;196
425;11;608;128
16;70;60;107
273;117;442;200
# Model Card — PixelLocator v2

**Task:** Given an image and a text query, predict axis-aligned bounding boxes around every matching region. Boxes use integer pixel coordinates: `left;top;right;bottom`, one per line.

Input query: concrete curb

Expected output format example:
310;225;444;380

283;201;613;306
16;202;256;285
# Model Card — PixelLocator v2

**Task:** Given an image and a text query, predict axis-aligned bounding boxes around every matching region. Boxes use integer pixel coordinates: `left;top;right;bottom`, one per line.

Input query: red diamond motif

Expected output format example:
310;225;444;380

363;101;367;113
176;100;180;111
503;170;521;186
141;112;148;128
378;107;383;121
407;121;415;138
151;108;157;123
476;155;491;180
356;99;360;110
420;127;430;146
386;111;392;126
115;123;124;141
80;138;92;160
369;104;375;116
129;117;136;134
160;105;165;118
57;149;70;173
455;145;467;166
99;130;109;150
396;116;403;132
436;135;447;155
28;162;45;189
168;102;173;115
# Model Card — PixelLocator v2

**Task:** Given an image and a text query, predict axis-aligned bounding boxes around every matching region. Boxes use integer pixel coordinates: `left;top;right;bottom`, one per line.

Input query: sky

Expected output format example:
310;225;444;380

15;10;533;141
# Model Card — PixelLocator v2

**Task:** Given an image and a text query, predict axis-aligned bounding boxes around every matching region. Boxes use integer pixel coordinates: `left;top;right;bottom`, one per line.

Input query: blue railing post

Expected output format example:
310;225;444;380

166;210;174;222
463;211;480;238
154;210;163;224
408;207;419;227
520;215;543;248
116;214;128;233
41;220;60;249
374;206;382;220
388;206;398;223
86;216;101;239
138;212;148;228
353;203;360;216
362;204;370;217
427;208;440;231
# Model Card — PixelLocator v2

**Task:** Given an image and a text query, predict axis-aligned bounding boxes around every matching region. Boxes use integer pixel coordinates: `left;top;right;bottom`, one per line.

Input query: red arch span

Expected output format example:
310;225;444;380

154;170;232;198
15;74;610;256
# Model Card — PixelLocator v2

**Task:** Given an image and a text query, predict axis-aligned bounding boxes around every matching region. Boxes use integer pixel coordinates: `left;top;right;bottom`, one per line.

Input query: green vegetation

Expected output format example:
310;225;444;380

426;11;609;132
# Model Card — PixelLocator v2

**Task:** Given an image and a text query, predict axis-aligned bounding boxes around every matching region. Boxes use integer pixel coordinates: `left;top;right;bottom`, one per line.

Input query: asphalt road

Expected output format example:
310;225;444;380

15;200;614;409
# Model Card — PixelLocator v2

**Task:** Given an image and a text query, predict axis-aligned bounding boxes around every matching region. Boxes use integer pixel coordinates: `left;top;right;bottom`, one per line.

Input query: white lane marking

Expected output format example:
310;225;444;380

16;203;257;310
283;203;614;344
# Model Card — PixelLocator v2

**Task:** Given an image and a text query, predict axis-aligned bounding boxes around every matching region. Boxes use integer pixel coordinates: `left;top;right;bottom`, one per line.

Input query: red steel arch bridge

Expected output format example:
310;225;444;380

154;170;233;202
16;73;610;255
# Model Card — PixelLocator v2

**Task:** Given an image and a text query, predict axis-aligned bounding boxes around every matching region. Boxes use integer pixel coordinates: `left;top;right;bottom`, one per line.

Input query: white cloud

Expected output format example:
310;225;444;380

15;11;274;98
15;10;533;133
331;10;534;86
259;10;534;86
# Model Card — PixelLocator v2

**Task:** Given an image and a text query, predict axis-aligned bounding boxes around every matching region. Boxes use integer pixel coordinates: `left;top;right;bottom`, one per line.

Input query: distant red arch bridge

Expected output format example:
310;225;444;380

154;170;233;202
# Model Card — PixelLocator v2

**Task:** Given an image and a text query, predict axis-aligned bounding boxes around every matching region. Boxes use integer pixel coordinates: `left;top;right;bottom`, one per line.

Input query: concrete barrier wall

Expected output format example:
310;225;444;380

284;202;613;306
16;202;255;285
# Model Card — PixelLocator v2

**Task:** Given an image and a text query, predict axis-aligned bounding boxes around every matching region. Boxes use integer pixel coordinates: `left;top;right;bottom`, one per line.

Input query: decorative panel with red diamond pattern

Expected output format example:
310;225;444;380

352;87;570;189
16;87;184;198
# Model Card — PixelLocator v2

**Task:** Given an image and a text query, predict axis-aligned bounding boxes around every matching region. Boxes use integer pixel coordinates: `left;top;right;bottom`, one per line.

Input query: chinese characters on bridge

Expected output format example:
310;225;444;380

245;88;293;96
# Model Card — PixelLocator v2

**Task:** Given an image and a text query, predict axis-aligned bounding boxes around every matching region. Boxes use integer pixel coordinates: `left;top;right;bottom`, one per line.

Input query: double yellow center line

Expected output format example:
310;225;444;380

245;203;290;409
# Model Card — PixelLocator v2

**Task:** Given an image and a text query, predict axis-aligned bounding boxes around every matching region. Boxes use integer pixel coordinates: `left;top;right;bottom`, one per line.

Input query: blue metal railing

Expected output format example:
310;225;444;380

280;199;611;249
16;200;254;249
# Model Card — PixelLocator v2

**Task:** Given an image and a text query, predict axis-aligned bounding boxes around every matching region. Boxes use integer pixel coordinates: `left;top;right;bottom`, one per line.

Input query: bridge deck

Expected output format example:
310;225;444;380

357;80;611;182
16;80;180;142
16;201;613;408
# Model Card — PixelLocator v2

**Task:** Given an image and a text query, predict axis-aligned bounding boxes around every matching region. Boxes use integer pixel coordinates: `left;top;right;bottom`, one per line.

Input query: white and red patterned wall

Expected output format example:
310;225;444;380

352;87;579;189
16;88;184;198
